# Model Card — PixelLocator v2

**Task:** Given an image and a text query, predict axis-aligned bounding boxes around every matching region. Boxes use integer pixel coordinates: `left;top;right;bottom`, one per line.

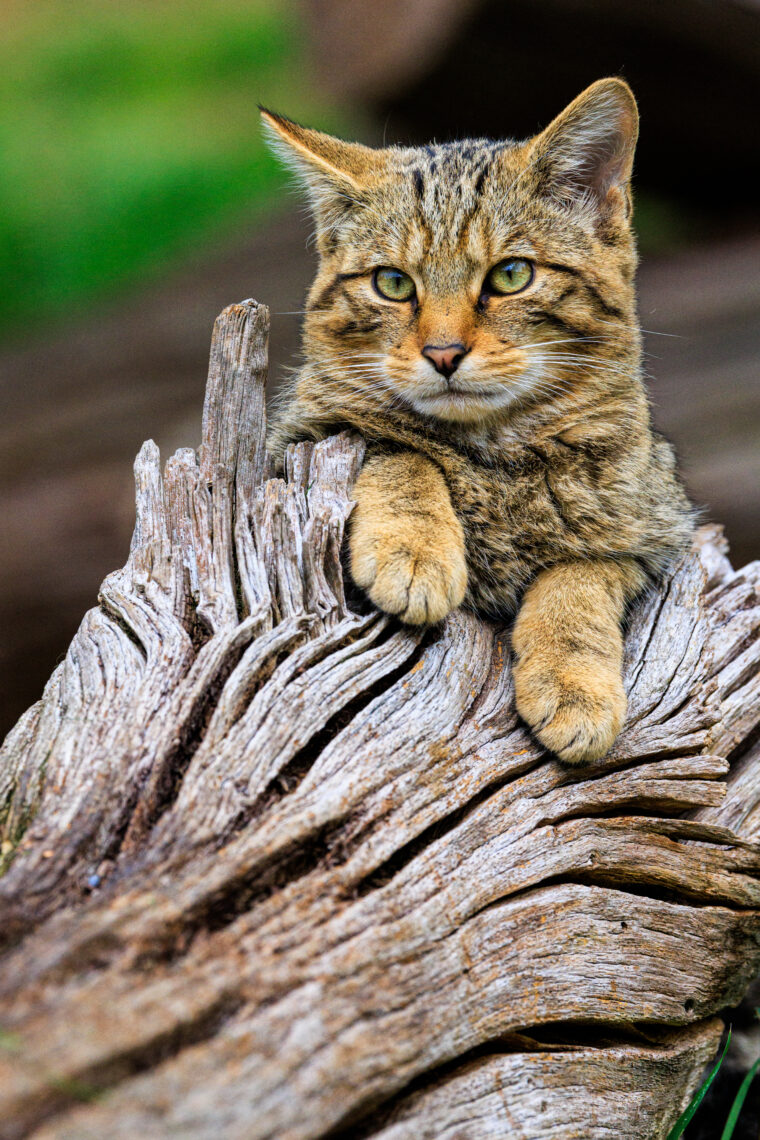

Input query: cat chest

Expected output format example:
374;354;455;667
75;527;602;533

448;460;612;572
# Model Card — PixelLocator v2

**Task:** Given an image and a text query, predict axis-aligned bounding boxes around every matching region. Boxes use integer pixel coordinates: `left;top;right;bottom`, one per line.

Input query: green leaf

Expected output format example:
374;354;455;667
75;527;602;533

720;1053;760;1140
666;1028;731;1140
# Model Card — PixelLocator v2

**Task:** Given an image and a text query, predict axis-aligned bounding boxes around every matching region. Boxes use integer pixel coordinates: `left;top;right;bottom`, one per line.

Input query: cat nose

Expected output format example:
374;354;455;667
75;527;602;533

422;343;469;379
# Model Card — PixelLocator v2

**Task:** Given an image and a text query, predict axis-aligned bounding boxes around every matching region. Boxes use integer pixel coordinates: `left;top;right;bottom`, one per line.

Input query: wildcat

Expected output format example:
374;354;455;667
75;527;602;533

262;79;694;765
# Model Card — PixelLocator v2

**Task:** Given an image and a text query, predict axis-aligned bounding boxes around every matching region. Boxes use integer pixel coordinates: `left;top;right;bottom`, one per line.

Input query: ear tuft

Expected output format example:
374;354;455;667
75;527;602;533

531;78;639;220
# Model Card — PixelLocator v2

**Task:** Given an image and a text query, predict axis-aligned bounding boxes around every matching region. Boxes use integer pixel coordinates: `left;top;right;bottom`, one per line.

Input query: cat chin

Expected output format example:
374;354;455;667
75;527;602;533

406;390;519;424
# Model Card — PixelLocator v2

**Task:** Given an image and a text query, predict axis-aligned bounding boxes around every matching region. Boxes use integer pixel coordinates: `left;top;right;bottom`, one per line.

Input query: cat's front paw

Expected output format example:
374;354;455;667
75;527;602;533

513;656;626;765
350;526;467;625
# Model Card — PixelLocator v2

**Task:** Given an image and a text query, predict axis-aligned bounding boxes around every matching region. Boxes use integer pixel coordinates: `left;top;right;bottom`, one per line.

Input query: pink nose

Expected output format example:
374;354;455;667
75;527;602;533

422;343;469;379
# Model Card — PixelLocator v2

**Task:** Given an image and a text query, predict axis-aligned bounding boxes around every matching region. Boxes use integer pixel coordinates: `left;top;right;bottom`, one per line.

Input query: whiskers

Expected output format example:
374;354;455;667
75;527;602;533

296;351;410;414
284;333;638;429
496;340;637;416
530;352;632;378
521;336;636;382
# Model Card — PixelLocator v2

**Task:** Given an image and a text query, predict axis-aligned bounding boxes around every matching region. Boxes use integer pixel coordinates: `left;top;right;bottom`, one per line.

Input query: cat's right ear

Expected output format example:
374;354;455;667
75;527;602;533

260;109;383;220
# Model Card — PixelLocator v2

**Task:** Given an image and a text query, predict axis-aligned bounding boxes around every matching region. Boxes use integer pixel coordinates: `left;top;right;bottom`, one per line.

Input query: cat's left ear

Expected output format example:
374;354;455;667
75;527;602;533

529;78;638;221
260;109;384;217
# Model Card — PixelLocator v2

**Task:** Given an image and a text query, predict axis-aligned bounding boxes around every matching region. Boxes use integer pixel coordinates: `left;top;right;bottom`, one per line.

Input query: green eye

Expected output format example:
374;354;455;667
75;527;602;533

373;266;416;302
485;258;534;295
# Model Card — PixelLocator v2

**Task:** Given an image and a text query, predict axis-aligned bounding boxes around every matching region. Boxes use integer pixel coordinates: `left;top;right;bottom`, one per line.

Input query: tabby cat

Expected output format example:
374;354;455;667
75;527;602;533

262;79;694;764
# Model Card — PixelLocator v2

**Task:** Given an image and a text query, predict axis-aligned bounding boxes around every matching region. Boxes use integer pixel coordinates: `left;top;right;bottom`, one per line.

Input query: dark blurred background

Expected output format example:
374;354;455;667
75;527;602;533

1;0;759;742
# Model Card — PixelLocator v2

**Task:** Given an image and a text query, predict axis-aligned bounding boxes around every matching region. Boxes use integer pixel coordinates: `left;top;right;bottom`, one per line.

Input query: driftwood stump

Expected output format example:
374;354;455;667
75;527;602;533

1;299;760;1139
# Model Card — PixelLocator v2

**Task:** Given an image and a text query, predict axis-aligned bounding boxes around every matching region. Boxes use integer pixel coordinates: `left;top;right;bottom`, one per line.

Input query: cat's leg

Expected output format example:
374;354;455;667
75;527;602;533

350;451;467;625
511;558;646;764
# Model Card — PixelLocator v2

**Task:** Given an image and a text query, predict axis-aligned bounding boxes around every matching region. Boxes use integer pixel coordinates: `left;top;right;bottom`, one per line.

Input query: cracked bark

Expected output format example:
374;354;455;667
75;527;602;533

1;299;759;1140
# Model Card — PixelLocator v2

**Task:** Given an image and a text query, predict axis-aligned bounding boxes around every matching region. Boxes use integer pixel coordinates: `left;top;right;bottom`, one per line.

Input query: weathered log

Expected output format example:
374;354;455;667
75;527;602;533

1;299;759;1139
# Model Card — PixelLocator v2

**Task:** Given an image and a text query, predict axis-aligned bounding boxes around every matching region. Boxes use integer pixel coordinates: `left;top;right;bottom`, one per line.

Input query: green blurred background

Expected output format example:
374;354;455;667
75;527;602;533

0;0;347;338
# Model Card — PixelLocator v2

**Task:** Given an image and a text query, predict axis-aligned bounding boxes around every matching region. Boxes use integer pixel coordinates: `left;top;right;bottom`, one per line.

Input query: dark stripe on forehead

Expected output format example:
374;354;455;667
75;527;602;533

474;161;491;196
424;145;438;174
412;168;424;199
439;154;495;244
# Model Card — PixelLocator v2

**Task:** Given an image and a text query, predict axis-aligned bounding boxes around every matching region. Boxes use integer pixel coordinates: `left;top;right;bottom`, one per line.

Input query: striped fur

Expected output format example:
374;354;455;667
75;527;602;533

263;80;694;763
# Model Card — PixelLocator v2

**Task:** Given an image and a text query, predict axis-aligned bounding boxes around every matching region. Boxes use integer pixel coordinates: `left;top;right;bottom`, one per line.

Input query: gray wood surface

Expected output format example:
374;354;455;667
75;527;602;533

1;299;759;1139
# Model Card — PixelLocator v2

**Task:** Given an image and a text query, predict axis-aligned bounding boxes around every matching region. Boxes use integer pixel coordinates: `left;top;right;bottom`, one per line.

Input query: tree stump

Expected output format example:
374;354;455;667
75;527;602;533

1;299;759;1140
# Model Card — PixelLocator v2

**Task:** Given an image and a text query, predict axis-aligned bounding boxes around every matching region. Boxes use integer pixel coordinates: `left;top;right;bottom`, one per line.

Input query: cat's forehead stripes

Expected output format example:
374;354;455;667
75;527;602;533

402;139;507;227
348;140;513;283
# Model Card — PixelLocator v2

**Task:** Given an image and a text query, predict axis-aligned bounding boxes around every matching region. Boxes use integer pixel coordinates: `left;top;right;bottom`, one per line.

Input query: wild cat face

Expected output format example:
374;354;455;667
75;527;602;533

262;80;640;427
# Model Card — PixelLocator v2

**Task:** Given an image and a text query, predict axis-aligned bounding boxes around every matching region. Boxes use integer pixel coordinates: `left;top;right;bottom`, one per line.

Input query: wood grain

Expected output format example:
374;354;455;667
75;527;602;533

1;299;759;1140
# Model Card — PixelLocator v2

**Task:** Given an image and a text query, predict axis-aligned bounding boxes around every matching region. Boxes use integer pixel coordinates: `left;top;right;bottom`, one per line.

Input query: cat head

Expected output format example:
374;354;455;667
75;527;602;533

262;79;639;426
